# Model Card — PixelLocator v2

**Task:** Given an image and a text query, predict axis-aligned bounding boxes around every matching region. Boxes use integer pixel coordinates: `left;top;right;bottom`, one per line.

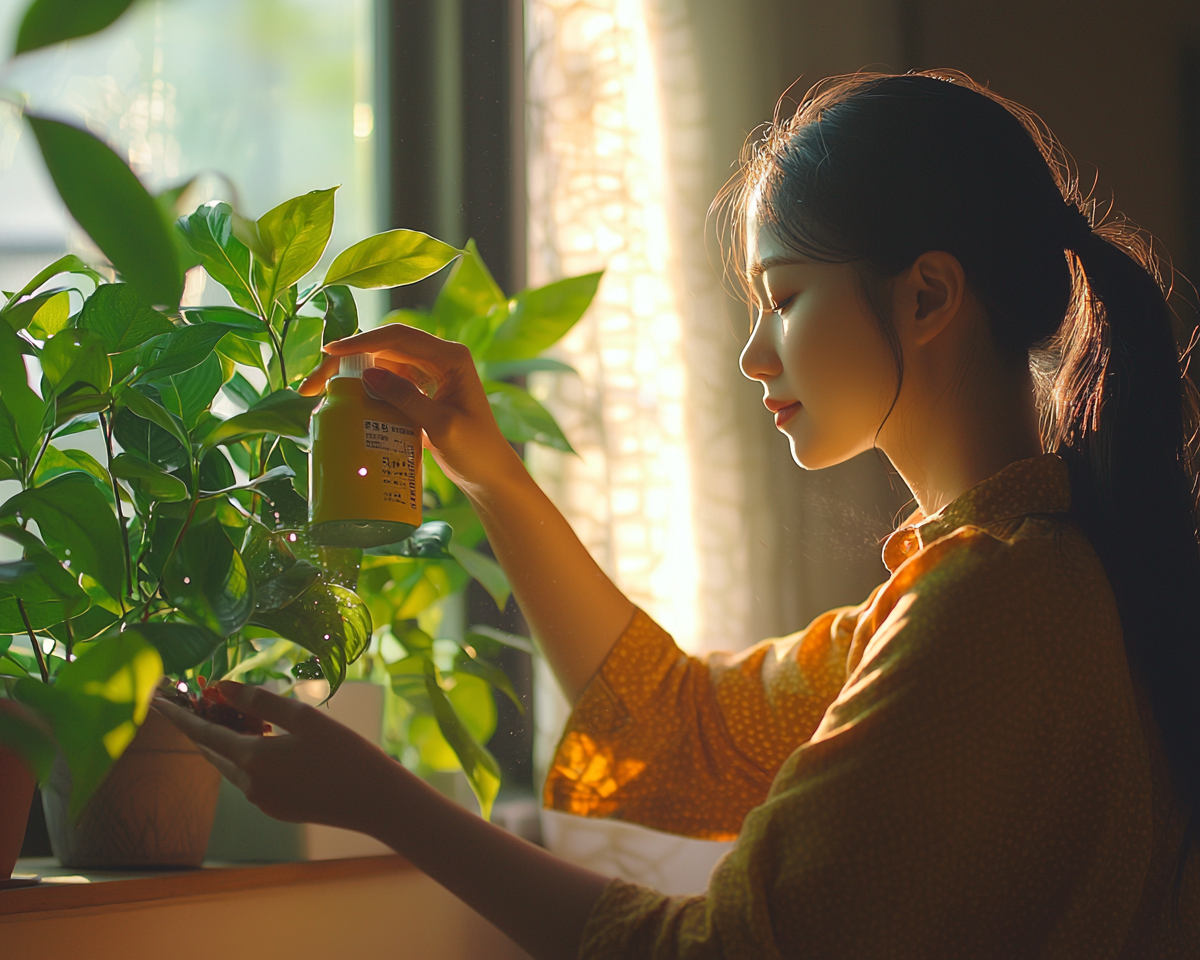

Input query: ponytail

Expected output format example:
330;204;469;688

1051;219;1200;877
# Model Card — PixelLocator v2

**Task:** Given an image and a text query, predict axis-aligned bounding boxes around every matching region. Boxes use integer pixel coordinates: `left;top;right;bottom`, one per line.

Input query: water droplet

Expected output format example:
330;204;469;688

358;467;368;476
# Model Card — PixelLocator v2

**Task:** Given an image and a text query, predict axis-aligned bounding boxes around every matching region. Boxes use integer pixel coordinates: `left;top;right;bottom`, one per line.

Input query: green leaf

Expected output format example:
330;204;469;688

216;334;268;375
321;285;358;344
423;660;500;820
0;323;48;457
292;657;324;680
164;518;254;638
279;437;309;500
323;230;459;289
482;357;578;380
455;645;523;714
28;116;181;308
250;578;370;697
222;371;261;409
253;188;338;311
240;517;320;612
0;473;124;601
15;0;136;54
485;272;602;362
198;389;319;452
0;525;90;617
78;283;175;353
180;306;267;338
365;520;455;559
200;463;293;497
431;239;507;341
484;380;575;453
6;288;71;335
41;329;112;396
32;446;112;498
176;202;259;312
135;322;231;381
123;621;223;675
117;386;191;460
110;452;188;502
2;256;99;315
448;542;511;611
282;314;323;385
15;631;162;818
153;352;227;428
0;702;56;782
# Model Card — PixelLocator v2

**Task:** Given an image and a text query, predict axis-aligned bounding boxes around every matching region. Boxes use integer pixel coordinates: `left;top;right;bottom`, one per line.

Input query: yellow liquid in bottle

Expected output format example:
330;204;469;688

309;375;422;548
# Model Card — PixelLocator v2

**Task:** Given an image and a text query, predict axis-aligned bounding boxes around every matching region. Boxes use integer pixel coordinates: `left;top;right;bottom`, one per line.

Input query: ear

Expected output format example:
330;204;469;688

892;251;967;347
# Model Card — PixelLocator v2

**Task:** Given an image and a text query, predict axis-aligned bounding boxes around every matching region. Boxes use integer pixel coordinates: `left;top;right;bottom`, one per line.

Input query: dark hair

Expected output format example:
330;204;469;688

722;70;1200;878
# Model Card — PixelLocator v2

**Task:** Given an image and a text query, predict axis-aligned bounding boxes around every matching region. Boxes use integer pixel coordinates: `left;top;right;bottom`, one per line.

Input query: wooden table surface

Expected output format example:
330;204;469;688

2;855;530;959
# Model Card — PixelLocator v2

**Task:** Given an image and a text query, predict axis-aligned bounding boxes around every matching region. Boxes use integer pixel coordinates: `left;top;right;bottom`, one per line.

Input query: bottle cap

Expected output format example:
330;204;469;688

336;353;375;379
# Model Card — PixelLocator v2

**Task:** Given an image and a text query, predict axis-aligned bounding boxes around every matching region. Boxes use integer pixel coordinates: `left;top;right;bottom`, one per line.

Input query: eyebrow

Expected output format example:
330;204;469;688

746;255;811;279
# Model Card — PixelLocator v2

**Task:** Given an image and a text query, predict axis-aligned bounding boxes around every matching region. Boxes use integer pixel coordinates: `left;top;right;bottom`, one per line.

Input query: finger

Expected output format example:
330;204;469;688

362;368;446;431
152;698;256;762
325;325;471;372
376;358;438;395
217;680;318;734
194;741;248;791
299;354;340;397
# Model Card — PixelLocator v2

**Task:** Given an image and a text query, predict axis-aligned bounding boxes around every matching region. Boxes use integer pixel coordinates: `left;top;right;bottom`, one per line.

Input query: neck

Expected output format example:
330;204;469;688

881;359;1043;517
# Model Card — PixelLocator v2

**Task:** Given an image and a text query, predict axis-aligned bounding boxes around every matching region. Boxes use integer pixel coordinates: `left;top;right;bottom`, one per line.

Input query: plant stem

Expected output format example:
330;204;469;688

99;411;133;610
63;616;74;662
18;600;49;683
277;314;292;387
27;429;52;486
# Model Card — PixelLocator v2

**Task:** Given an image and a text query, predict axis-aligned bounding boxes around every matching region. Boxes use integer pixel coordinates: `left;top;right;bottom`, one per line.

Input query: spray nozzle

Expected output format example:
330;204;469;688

336;353;375;379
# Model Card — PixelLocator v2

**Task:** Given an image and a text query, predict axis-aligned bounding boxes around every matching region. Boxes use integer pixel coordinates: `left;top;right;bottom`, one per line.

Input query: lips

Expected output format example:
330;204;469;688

773;402;801;428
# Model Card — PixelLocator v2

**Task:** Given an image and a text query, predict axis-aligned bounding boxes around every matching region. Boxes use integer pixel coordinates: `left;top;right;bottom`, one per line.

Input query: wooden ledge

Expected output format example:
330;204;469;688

0;855;415;918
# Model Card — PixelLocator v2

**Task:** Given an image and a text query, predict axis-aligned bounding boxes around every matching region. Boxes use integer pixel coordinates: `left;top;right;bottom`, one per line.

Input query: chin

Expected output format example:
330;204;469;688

784;420;864;471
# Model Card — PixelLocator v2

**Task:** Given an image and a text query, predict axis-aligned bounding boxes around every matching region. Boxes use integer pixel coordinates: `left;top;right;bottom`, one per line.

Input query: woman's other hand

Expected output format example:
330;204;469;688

153;680;392;830
299;325;525;491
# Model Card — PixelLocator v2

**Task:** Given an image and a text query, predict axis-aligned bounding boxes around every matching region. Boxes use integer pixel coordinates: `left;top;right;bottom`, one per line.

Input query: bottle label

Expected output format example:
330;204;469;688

363;420;419;509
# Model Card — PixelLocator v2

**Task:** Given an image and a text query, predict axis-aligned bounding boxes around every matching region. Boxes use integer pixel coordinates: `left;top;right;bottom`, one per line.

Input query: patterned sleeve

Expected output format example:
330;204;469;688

543;600;867;839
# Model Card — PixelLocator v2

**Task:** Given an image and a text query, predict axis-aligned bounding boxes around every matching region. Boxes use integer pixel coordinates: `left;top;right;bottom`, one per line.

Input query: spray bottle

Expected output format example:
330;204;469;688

309;353;422;548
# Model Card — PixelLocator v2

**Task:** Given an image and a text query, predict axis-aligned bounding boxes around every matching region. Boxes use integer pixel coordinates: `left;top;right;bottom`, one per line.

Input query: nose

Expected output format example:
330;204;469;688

739;310;781;383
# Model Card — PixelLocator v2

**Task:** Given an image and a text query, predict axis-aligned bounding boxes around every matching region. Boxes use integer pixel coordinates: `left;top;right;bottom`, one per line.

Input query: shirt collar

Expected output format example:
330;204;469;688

881;454;1071;572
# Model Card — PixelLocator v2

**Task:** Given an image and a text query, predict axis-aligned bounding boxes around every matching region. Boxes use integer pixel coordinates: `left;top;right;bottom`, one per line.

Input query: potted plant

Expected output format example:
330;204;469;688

0;0;600;869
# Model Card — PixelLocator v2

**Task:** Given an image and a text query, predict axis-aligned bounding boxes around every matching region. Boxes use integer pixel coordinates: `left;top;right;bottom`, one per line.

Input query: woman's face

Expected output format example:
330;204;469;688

740;219;899;469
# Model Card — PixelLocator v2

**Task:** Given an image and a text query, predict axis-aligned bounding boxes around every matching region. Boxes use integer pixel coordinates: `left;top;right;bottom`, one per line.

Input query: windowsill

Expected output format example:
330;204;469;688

1;855;414;918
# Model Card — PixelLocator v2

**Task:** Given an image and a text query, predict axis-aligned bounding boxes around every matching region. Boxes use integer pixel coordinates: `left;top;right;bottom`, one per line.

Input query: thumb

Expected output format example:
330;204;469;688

217;680;317;734
362;367;444;431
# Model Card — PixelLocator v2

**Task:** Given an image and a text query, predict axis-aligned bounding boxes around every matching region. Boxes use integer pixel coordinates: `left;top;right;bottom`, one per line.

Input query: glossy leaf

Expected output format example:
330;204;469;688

15;631;162;818
15;0;136;54
175;202;258;312
0;524;90;617
282;314;322;385
251;578;370;697
198;389;319;452
6;288;71;336
253;188;338;310
153;353;227;428
31;446;111;497
0;701;56;782
323;230;459;289
200;463;293;497
123;621;223;675
455;646;523;713
448;542;510;611
0;322;47;457
110;452;189;502
279;437;309;500
180;306;267;338
41;329;112;396
2;256;99;314
431;240;506;340
118;387;191;460
28;117;181;309
78;283;175;353
164;518;255;638
484;381;574;453
135;322;231;381
222;371;261;409
0;473;124;601
485;272;602;362
365;520;455;559
423;659;500;820
321;285;358;344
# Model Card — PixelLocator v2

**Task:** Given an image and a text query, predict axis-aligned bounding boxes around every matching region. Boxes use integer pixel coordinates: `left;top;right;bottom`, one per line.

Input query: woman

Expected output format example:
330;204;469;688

158;72;1200;957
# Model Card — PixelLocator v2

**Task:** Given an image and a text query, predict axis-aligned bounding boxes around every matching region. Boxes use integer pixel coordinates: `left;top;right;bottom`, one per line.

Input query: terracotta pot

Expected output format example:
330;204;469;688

0;747;36;879
42;707;220;869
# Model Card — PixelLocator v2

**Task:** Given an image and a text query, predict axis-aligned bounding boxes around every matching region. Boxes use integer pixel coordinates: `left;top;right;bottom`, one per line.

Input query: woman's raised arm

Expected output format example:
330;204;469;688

301;325;634;702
